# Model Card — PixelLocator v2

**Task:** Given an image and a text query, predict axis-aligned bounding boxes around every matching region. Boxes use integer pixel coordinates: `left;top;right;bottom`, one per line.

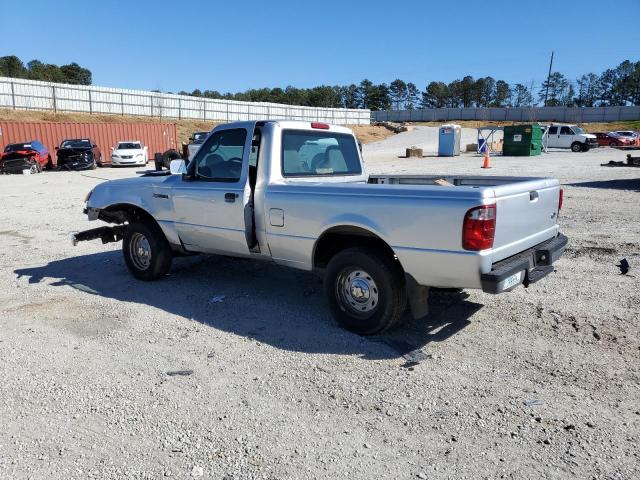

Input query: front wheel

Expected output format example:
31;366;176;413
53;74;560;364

324;247;406;335
571;142;583;152
123;221;172;280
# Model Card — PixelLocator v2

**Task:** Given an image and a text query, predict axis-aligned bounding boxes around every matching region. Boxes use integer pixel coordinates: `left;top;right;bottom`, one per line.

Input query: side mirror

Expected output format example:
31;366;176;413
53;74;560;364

54;146;59;150
110;147;114;151
169;159;187;175
92;144;97;148
144;146;148;150
188;137;194;142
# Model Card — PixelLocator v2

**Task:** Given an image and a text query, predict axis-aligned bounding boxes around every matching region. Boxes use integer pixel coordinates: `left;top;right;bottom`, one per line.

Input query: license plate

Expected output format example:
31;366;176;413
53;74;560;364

502;271;523;290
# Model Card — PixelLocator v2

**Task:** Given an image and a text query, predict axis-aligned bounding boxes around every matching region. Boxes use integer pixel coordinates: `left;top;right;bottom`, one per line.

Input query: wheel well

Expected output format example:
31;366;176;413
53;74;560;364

100;203;159;227
313;226;399;269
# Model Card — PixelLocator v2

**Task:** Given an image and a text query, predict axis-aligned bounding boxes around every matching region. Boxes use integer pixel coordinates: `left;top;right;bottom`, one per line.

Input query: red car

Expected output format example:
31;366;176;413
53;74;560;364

0;140;53;174
592;132;636;148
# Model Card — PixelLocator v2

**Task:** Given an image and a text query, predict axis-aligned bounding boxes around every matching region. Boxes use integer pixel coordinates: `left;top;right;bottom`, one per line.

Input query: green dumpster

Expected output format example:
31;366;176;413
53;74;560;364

503;124;542;156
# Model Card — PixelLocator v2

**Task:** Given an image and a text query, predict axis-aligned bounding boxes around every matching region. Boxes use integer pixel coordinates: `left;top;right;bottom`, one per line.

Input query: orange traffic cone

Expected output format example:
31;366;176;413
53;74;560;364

481;145;491;169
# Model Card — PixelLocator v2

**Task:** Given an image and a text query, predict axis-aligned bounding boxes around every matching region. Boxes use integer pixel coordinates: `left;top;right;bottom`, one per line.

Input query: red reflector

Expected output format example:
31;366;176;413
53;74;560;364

558;188;564;211
462;204;496;251
311;122;330;129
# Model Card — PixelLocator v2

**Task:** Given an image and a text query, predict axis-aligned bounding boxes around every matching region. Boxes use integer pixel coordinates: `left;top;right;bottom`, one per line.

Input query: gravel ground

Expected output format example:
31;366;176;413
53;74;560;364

1;131;639;479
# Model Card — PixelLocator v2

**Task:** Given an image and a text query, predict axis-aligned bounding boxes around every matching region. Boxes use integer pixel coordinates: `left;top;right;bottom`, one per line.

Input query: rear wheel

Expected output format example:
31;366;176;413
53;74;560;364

122;221;172;280
609;140;619;147
324;247;406;335
570;142;582;152
45;156;54;170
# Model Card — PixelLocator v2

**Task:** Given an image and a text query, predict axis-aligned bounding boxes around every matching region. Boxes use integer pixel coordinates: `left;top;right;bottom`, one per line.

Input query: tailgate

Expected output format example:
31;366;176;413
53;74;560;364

490;179;561;263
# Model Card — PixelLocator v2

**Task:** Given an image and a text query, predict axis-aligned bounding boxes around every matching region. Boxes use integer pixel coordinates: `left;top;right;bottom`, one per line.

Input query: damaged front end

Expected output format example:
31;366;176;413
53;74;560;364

57;149;95;170
70;225;126;246
72;206;132;246
0;153;39;174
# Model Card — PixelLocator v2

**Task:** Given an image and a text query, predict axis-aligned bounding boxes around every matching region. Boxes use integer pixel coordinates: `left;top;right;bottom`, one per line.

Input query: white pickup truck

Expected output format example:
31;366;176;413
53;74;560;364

73;121;567;335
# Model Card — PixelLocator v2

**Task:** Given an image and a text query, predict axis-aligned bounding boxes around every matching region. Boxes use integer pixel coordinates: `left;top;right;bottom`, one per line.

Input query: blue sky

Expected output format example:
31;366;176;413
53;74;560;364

2;0;639;94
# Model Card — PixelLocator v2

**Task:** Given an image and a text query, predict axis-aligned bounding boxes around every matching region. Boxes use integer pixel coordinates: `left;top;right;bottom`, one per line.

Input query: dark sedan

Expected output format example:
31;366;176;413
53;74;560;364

56;139;102;170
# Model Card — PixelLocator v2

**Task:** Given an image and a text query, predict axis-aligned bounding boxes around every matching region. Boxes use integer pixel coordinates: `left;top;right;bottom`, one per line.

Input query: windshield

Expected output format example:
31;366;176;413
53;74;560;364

117;142;141;150
60;139;91;149
4;143;33;152
193;132;209;143
572;127;584;134
282;130;362;177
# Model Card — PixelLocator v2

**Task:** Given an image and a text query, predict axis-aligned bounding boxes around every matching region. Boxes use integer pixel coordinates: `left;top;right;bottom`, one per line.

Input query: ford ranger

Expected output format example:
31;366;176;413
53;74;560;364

72;121;567;335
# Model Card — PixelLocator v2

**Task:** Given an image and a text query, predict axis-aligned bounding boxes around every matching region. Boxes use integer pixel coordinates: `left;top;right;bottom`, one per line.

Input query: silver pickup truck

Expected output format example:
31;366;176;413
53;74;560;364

73;120;567;335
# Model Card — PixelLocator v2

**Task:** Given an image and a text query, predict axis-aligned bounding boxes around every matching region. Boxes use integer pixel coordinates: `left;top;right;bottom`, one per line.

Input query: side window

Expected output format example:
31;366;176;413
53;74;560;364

548;126;558;135
194;129;246;182
560;126;573;135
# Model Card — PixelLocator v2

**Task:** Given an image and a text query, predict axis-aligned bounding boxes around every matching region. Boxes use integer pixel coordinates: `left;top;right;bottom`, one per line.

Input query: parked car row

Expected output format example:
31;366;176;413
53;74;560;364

0;138;149;173
592;131;640;148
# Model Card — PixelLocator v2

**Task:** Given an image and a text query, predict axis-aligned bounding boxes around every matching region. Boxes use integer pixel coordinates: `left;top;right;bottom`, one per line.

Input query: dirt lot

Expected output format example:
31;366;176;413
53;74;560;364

0;142;639;479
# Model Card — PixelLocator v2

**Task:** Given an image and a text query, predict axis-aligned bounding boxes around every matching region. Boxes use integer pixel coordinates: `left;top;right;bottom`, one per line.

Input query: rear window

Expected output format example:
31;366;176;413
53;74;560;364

282;130;361;177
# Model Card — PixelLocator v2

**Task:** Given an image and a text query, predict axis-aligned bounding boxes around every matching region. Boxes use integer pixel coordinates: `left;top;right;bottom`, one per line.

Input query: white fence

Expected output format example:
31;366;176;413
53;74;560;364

0;77;371;125
373;106;640;123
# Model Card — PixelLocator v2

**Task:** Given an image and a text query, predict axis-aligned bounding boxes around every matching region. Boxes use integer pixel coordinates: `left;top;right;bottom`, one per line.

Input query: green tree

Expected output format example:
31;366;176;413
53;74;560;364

60;62;92;85
405;83;419;110
494;80;511;106
0;55;27;78
575;73;599;107
511;84;534;107
389;79;407;110
539;72;569;106
421;81;449;108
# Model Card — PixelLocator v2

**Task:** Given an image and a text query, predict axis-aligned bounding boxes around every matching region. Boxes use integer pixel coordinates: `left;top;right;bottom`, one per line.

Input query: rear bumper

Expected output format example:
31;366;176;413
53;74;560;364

481;233;568;293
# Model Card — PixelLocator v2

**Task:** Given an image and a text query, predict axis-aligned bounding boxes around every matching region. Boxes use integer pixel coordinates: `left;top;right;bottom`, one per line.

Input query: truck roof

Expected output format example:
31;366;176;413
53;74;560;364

215;120;354;135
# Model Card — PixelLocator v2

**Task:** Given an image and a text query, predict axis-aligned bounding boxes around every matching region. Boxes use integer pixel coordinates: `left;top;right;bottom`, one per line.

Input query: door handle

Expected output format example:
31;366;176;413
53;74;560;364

225;192;238;203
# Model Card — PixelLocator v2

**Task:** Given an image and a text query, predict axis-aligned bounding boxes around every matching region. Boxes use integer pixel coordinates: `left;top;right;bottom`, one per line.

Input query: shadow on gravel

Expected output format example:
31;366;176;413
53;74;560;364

14;251;480;361
566;178;640;191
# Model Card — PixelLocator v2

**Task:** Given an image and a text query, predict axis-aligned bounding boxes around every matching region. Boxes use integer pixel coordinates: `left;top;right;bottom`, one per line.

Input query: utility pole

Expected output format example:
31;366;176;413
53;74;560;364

544;51;554;106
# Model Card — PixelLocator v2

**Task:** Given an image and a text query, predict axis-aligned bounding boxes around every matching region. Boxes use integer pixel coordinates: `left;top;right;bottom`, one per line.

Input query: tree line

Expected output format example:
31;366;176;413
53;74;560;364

1;54;638;110
178;59;639;111
0;55;92;85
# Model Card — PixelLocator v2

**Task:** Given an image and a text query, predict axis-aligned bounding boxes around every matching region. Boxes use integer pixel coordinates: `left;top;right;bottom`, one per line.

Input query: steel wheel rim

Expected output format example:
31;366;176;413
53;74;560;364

30;164;38;174
336;268;379;317
129;232;152;270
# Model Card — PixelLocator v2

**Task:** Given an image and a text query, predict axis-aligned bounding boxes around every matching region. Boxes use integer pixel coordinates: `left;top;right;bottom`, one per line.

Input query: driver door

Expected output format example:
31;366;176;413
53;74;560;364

557;126;575;148
171;127;252;256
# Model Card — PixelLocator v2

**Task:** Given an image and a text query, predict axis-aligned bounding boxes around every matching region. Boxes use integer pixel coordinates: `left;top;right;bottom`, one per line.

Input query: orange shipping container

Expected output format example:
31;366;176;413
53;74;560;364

0;122;178;163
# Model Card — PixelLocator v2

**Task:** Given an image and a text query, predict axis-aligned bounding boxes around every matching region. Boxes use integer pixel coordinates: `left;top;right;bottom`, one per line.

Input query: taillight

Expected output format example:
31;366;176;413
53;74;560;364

558;188;564;211
311;122;330;129
462;204;496;251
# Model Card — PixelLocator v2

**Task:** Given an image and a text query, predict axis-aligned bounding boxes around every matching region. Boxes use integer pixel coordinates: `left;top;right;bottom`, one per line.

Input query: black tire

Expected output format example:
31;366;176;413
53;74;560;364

609;140;619;147
122;221;172;281
570;142;582;152
324;247;406;335
45;156;54;170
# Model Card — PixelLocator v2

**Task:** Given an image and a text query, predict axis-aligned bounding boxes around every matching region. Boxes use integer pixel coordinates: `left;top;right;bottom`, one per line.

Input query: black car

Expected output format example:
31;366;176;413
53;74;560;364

56;138;102;170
